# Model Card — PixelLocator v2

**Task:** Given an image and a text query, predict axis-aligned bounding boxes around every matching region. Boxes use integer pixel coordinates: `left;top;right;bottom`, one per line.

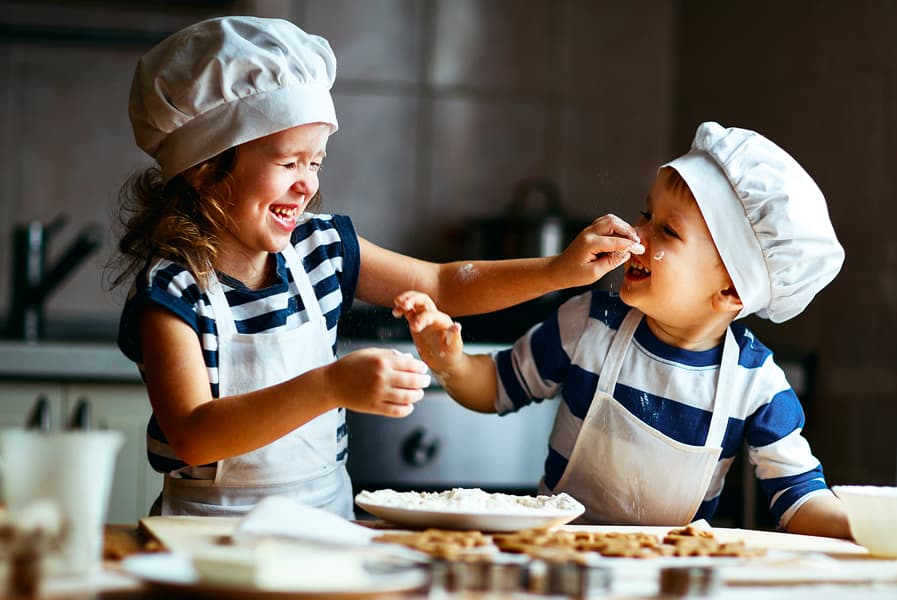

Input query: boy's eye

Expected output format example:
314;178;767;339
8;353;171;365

663;225;680;239
638;210;651;223
281;162;297;170
309;161;323;172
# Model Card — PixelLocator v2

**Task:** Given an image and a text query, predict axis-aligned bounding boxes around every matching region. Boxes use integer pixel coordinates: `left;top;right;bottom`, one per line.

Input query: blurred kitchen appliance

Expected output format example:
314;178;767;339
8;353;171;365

342;341;559;495
6;214;103;341
466;176;591;259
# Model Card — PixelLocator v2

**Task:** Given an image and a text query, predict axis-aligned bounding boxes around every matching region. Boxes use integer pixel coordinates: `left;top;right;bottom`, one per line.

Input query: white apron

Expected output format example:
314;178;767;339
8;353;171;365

162;244;353;518
545;309;737;525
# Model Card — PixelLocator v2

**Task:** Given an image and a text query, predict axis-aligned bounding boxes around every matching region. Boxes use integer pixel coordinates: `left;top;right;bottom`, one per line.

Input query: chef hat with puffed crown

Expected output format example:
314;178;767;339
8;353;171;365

129;16;338;182
663;121;844;323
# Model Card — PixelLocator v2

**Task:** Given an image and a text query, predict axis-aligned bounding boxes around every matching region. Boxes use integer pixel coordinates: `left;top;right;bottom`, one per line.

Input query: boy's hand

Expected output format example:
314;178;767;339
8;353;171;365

393;291;464;377
552;214;644;287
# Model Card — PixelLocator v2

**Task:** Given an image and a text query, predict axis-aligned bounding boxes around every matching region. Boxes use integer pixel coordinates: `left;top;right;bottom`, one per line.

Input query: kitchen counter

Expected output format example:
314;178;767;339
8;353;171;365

0;340;141;382
42;522;896;600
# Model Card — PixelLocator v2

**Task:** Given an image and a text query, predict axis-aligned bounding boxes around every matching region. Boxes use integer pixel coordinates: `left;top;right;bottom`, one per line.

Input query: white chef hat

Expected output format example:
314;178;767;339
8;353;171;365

664;121;844;323
129;16;338;182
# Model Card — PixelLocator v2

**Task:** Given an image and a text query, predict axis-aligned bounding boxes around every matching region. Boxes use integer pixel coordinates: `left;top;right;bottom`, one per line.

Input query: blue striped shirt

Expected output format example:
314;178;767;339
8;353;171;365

118;214;359;479
494;290;831;527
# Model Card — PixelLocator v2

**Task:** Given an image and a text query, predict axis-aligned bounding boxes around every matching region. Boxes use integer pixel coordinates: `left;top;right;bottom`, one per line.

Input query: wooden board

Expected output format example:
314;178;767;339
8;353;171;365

139;516;240;554
139;517;897;586
562;524;868;555
141;518;866;557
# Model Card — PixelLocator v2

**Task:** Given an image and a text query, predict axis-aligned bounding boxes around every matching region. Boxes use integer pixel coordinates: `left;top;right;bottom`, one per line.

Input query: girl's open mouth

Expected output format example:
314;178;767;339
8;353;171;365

269;204;299;230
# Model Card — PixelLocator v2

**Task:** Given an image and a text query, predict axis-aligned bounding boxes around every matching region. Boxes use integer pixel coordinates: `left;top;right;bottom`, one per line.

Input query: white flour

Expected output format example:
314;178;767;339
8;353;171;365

356;488;583;514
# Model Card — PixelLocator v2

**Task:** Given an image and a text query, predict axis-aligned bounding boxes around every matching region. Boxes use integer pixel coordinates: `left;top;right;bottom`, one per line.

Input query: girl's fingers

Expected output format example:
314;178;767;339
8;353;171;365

391;352;430;374
591;214;640;244
392;370;432;390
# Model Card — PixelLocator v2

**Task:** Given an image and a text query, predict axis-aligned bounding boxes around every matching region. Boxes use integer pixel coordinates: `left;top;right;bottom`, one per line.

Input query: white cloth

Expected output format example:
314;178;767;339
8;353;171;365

547;309;737;525
162;243;353;518
664;121;844;323
235;496;376;547
130;16;338;181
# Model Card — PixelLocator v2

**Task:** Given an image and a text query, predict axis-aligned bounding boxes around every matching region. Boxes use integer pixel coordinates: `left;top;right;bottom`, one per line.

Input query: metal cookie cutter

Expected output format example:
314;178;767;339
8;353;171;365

658;566;721;597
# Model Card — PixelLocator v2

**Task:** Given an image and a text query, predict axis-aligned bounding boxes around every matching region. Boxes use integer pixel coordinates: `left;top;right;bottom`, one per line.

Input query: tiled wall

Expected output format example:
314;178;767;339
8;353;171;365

0;0;673;329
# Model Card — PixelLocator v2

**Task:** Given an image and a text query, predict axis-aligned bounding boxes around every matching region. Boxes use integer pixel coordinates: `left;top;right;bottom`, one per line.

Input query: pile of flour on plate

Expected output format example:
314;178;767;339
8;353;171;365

356;488;583;514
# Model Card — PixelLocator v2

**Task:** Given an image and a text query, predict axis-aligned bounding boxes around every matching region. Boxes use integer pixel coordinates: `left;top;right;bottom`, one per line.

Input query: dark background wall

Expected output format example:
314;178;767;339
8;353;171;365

674;1;897;487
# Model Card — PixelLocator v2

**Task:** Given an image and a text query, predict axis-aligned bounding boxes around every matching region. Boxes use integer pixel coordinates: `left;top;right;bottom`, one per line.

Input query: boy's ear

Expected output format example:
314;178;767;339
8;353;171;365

714;284;744;314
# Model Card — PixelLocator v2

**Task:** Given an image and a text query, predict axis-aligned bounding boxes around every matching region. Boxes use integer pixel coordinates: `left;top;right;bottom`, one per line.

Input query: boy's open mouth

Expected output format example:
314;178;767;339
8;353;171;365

625;260;650;281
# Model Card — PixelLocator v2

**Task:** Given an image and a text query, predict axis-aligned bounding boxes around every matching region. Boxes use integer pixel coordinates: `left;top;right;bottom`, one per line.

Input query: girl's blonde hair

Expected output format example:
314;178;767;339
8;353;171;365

109;147;323;291
109;149;236;291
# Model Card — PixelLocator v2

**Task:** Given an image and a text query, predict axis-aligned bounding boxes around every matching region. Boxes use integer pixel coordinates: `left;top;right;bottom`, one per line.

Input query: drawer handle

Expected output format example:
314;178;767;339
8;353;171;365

26;395;51;431
67;397;92;431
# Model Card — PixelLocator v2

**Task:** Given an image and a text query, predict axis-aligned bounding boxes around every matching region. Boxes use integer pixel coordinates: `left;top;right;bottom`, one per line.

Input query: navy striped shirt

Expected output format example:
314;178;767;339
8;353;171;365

494;290;831;528
118;214;359;479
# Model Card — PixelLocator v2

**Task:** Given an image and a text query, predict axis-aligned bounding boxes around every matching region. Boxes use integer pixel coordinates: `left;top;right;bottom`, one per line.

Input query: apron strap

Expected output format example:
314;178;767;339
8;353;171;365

205;270;235;337
704;326;738;448
598;309;737;450
280;243;326;327
204;243;327;339
596;309;642;395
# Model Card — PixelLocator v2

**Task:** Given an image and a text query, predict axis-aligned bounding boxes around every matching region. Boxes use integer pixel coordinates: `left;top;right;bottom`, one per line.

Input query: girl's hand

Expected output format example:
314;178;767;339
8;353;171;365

551;214;645;287
325;348;431;417
393;290;464;377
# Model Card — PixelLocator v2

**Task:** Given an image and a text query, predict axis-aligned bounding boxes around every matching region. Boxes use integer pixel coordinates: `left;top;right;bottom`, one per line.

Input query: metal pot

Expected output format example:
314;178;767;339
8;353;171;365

466;176;590;259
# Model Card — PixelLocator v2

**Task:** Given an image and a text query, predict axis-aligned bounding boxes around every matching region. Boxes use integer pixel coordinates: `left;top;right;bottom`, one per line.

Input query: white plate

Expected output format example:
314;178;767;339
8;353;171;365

355;499;584;532
121;552;428;599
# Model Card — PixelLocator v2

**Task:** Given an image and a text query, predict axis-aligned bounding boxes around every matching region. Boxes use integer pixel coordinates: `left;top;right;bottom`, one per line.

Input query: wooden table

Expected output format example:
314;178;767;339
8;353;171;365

34;522;897;599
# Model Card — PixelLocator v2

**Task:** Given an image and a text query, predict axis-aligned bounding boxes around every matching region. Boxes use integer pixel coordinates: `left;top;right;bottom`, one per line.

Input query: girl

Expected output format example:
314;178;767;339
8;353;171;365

112;16;644;518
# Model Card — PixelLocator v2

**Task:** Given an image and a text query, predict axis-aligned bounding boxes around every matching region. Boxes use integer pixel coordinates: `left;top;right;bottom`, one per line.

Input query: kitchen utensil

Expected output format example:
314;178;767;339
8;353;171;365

0;429;123;577
659;566;721;596
7;214;103;341
354;490;585;532
833;485;897;557
465;176;591;259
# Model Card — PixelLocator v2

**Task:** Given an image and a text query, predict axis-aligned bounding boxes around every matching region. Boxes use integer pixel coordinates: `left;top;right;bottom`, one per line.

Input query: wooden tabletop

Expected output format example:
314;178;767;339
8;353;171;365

74;522;897;600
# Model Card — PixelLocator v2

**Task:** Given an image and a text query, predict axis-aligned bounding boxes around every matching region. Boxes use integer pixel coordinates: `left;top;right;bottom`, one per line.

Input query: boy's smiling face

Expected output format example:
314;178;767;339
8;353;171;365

620;168;740;348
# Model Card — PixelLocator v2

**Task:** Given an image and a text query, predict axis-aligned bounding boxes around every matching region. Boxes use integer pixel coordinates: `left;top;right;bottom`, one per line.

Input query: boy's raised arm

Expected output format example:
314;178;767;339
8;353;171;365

394;291;499;413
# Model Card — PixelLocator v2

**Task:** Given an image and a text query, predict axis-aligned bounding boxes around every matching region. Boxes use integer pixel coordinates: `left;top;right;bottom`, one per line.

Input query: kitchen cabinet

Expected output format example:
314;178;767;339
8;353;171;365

0;381;65;430
0;380;161;524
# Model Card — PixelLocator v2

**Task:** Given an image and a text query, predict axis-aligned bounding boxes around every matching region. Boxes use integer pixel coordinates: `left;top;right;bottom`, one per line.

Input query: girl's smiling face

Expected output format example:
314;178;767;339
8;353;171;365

215;123;330;282
621;168;737;339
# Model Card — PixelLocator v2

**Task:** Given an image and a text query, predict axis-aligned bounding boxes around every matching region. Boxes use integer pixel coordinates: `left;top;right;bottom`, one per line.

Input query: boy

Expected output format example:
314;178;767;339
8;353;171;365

395;122;850;538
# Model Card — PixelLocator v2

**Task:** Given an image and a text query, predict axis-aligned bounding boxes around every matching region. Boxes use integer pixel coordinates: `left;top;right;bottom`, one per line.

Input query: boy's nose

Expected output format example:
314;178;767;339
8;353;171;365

634;223;649;242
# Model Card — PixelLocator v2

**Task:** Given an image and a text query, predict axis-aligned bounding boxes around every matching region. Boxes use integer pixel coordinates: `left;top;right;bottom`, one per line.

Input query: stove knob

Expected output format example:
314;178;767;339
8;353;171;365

400;427;440;466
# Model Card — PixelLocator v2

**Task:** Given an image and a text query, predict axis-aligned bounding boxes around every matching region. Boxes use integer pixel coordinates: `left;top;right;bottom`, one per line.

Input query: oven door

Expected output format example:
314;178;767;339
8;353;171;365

346;387;558;495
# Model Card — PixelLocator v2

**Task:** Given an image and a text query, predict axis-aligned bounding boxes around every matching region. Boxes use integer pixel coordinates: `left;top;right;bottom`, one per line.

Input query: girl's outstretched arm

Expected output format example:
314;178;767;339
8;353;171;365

356;214;643;315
